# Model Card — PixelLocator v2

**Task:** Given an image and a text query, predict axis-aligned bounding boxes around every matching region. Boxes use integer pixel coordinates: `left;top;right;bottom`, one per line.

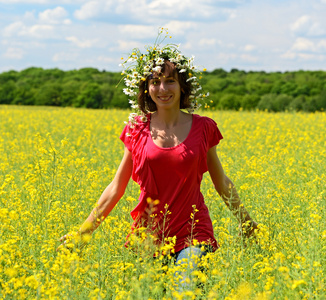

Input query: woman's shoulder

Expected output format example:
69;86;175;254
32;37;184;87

192;114;217;126
130;113;150;125
125;114;150;132
192;114;223;148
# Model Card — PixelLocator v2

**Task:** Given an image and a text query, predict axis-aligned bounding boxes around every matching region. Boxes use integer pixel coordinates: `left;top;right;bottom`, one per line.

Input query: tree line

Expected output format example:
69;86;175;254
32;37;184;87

1;67;326;112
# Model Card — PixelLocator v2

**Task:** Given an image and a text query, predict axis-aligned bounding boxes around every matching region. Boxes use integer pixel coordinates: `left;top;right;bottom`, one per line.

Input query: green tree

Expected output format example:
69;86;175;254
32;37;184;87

280;82;298;96
0;80;16;104
210;68;228;78
241;94;260;110
12;82;36;105
257;94;277;111
288;96;306;111
75;82;102;108
61;81;81;107
218;94;241;110
315;88;326;111
100;83;115;108
0;70;18;84
34;82;62;106
274;94;293;111
110;88;129;108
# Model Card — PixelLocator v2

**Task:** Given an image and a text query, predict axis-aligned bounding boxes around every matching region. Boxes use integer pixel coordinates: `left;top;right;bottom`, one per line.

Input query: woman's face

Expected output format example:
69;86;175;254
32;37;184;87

148;69;181;111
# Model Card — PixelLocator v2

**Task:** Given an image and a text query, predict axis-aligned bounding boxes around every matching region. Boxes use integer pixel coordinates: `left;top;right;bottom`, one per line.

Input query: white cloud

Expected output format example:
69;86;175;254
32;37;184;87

298;53;325;60
282;52;325;61
3;47;24;59
290;15;311;33
308;22;325;36
118;25;158;39
0;0;86;3
243;44;256;52
282;38;326;61
3;22;25;37
290;15;325;37
290;38;326;53
39;6;71;25
240;54;258;63
216;53;237;62
23;11;37;22
317;39;326;50
3;22;55;39
0;0;48;2
163;21;196;35
66;36;98;48
145;0;237;19
111;39;144;52
74;0;111;20
146;0;199;17
281;51;297;60
199;38;218;47
73;0;235;22
292;37;316;51
3;7;69;39
1;0;326;72
53;51;79;62
27;24;55;38
97;55;115;63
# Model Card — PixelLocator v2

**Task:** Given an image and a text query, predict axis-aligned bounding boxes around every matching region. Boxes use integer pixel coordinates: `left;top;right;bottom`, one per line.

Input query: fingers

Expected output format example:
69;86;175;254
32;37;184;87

56;234;73;252
59;235;66;242
59;233;72;242
239;221;259;239
56;233;87;253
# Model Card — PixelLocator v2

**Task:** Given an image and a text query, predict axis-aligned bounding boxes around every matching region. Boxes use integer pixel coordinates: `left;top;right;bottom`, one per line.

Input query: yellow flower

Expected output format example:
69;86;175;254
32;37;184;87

5;267;18;278
292;279;306;290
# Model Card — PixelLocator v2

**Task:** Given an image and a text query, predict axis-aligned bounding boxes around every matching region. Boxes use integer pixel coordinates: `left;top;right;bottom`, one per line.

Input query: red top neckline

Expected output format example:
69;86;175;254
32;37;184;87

148;113;196;150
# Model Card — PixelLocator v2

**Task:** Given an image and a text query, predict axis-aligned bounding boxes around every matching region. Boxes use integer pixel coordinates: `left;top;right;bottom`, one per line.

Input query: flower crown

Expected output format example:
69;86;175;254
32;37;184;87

119;28;209;125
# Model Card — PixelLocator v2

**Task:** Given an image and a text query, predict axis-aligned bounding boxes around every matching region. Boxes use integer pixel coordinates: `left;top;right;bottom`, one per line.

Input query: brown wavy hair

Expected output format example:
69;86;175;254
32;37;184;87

138;60;192;113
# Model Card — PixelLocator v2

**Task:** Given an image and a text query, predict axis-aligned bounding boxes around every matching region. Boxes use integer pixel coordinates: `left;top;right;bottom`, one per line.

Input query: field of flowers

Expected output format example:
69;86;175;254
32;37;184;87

0;105;325;299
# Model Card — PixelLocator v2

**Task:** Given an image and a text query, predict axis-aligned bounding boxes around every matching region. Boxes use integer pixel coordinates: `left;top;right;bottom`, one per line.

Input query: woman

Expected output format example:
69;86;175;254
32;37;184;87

59;29;258;290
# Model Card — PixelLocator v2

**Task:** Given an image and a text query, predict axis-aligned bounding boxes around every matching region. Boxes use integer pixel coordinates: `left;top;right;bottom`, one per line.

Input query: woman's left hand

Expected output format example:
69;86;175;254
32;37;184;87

239;220;259;239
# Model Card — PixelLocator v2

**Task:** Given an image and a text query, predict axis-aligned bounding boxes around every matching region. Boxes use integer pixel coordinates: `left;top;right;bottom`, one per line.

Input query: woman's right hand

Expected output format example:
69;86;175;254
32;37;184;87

56;233;73;252
56;232;91;252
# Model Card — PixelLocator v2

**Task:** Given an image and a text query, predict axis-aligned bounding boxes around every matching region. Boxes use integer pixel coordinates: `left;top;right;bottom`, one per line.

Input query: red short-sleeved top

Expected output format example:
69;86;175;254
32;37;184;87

120;114;223;253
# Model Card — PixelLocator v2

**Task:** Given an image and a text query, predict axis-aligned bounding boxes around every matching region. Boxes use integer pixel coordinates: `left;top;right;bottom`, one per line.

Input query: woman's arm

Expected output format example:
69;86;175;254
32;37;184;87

207;146;257;236
58;146;133;248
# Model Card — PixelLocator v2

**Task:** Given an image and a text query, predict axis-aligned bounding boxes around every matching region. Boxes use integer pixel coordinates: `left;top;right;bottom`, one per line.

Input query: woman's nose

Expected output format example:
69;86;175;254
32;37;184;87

159;81;168;91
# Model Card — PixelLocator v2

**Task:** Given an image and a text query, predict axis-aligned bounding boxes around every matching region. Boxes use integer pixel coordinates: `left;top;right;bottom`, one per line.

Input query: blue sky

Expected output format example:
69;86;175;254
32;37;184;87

1;0;326;73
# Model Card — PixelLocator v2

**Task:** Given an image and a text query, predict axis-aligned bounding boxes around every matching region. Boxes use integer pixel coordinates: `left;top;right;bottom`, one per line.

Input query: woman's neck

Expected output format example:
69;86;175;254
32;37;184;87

152;109;185;129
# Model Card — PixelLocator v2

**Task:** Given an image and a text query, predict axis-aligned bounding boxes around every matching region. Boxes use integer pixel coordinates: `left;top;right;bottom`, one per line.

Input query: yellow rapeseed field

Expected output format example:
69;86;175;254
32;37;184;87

0;105;325;299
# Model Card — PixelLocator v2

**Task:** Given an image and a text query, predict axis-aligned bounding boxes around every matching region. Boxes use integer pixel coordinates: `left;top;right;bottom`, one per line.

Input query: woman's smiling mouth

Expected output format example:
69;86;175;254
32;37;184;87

158;96;172;101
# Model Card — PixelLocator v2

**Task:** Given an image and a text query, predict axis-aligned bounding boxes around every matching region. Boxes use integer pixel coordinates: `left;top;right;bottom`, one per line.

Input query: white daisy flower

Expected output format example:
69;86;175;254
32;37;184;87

186;77;197;82
156;57;164;65
123;88;137;97
152;66;162;73
126;57;136;63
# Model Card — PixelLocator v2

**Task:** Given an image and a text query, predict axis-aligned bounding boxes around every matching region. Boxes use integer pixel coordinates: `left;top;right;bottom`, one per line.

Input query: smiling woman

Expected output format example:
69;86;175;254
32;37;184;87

138;60;192;113
149;73;181;107
119;29;208;125
58;27;258;295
